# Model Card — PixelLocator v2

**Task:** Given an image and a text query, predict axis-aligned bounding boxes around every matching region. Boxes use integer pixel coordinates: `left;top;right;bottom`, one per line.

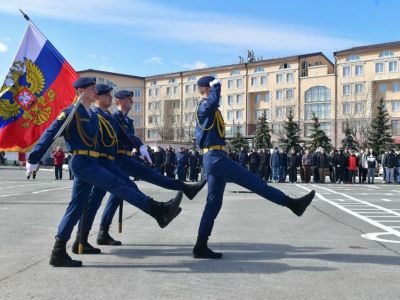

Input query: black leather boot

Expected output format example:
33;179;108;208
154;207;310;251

72;231;101;254
285;190;315;216
148;191;183;228
49;237;82;267
97;228;122;246
193;236;223;259
182;180;207;200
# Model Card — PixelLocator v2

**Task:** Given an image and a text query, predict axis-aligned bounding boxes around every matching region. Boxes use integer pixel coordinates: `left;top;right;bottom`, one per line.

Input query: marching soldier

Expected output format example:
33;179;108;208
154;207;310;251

71;86;206;252
27;78;183;267
193;76;315;259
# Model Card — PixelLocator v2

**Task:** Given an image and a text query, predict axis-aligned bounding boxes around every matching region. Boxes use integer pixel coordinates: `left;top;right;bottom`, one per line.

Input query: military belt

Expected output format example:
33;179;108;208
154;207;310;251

202;145;225;153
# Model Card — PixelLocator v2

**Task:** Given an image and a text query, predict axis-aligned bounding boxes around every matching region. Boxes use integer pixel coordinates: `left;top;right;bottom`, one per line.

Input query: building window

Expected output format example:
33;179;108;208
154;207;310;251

227;110;233;121
260;76;267;86
265;91;270;102
279;63;291;69
276;74;283;84
389;61;398;73
255;94;261;103
379;83;387;93
343;84;351;96
230;70;241;76
275;107;284;118
166;87;171;95
169;78;177;83
276;90;283;100
305;103;331;120
147;130;159;139
134;103;141;112
375;62;384;73
228;80;234;89
343;102;351;114
355;83;364;95
286;73;294;83
227;95;234;105
173;86;178;94
236;110;242;120
255;109;265;119
379;50;395;57
346;55;360;62
355;102;364;113
392;100;400;112
172;101;180;109
150;80;157;86
185;85;190;93
392;120;400;135
343;66;351;77
255;67;264;73
236;94;243;104
392;82;400;92
193;85;197;92
188;76;197;81
155;88;160;96
305;86;331;102
236;79;243;88
251;77;257;87
286;89;294;100
355;65;364;76
148;89;152;97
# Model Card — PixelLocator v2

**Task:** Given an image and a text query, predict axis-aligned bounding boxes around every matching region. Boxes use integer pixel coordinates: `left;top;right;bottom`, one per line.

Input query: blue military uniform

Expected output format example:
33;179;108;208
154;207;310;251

28;79;183;267
80;88;205;248
193;76;315;259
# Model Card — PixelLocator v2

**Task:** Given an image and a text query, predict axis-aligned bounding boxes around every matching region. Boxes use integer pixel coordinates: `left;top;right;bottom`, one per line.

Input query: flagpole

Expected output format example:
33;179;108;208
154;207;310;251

18;9;48;41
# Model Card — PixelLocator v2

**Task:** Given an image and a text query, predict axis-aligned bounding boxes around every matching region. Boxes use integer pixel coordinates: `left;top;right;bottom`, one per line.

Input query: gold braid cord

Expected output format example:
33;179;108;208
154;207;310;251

75;112;97;147
195;102;225;138
98;114;117;148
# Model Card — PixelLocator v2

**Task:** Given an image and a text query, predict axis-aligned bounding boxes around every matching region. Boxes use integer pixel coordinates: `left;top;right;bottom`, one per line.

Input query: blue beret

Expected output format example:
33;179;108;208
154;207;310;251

197;76;215;87
114;90;133;99
73;77;96;89
96;83;113;95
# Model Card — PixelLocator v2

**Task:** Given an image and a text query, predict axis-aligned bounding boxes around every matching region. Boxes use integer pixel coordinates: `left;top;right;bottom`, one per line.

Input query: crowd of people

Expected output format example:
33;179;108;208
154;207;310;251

224;146;400;184
42;145;400;185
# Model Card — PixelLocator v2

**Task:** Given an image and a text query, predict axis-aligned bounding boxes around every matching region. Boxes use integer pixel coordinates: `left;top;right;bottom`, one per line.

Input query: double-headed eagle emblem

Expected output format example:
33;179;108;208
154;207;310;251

0;58;56;128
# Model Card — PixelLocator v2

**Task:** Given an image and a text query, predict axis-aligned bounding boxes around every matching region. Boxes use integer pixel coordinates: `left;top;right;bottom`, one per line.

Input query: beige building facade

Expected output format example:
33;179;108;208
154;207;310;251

78;41;400;148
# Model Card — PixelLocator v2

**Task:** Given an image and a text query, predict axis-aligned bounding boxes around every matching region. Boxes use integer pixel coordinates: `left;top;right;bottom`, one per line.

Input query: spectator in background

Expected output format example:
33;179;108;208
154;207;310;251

238;147;248;169
383;149;396;184
358;149;368;184
311;148;320;183
259;149;267;181
0;151;5;165
176;147;188;181
302;149;312;183
153;146;164;174
270;147;281;183
395;150;400;184
52;147;65;180
367;150;377;184
264;149;272;182
317;148;329;183
248;148;260;174
188;149;199;182
287;148;299;183
164;146;176;178
348;151;358;184
279;149;287;183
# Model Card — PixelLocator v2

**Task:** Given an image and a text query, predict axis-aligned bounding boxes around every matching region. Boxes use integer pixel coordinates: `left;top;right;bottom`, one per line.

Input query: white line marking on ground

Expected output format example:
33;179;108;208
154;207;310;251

381;199;392;202
296;184;400;243
0;193;23;198
32;187;70;194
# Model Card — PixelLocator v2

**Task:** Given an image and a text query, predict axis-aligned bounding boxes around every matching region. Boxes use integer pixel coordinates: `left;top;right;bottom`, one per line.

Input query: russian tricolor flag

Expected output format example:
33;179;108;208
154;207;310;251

0;22;79;152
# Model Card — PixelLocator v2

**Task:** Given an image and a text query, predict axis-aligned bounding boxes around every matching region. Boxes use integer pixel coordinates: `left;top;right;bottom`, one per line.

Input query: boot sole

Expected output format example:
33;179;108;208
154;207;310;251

193;253;223;259
185;180;207;200
158;192;183;228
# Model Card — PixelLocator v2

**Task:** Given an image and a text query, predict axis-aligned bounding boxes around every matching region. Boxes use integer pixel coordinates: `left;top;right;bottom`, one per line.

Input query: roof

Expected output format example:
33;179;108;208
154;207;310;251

145;52;333;80
334;41;400;56
78;69;145;80
78;51;333;81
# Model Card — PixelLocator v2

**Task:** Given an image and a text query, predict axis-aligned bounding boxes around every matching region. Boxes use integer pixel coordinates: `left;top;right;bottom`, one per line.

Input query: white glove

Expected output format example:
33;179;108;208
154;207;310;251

139;145;153;164
209;79;221;87
26;162;38;174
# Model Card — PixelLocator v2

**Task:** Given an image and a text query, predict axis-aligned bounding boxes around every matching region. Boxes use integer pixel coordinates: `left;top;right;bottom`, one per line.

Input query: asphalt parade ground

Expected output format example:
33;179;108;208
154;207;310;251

1;167;400;300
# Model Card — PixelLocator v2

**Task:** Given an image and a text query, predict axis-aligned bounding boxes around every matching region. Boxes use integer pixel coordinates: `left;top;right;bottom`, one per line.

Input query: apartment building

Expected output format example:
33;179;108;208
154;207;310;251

334;41;400;146
78;41;400;148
